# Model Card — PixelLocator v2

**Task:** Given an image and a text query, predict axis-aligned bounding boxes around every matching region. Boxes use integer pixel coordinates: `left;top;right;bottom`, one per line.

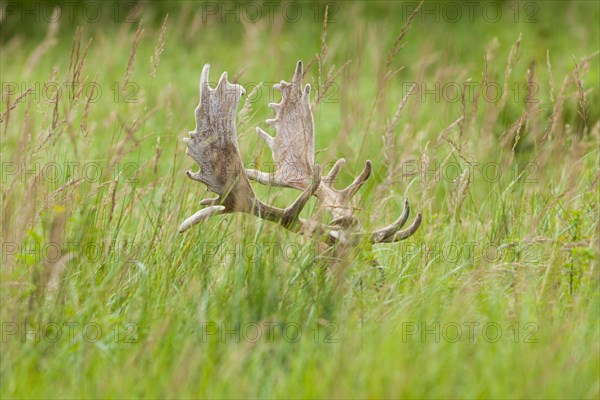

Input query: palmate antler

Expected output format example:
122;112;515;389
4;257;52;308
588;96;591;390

179;62;421;246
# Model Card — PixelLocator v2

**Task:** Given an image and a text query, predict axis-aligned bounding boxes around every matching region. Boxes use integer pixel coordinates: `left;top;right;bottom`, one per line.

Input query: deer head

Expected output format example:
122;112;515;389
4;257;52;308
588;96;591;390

180;61;421;247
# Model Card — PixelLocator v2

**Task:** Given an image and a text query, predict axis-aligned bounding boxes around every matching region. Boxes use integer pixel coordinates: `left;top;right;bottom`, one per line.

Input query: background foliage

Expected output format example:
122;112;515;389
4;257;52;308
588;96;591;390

1;1;599;398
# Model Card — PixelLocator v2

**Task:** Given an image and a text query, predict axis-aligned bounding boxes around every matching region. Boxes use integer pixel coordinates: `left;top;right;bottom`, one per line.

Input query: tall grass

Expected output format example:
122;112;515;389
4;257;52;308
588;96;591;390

1;1;599;398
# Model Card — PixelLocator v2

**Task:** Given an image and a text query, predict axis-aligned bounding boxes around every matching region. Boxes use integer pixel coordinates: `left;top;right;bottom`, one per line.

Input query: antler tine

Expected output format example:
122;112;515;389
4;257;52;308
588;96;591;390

179;206;226;233
378;213;422;243
273;59;304;91
353;198;422;243
199;197;220;206
257;166;321;229
369;198;412;242
200;63;210;96
245;167;276;186
338;160;372;200
256;127;275;150
291;59;303;84
285;165;321;223
215;71;229;92
341;211;421;245
323;158;346;184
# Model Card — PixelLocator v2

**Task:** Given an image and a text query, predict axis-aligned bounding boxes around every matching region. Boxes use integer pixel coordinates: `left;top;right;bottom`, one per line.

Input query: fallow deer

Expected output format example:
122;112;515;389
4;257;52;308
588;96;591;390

179;61;421;255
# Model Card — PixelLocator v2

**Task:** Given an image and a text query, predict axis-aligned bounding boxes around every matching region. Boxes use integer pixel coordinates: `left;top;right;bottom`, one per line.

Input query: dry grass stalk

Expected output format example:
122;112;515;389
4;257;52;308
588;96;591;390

124;21;144;88
546;50;555;104
452;169;471;222
39;66;59;127
80;75;98;137
24;7;59;74
237;82;262;133
313;60;352;107
525;61;537;114
231;66;249;84
542;94;565;143
184;8;203;42
483;35;521;138
523;61;542;146
313;6;352;108
38;179;83;222
384;83;416;168
51;90;59;131
419;117;464;210
364;1;423;143
166;84;173;137
28;96;61;158
459;79;471;138
440;131;475;166
502;33;522;105
154;136;162;177
473;48;489;124
318;5;329;78
581;50;600;65
43;206;67;292
542;97;565;143
436;116;465;144
541;51;564;143
151;14;169;78
107;175;120;227
2;93;10;137
302;56;317;79
114;104;161;148
573;57;588;130
0;88;33;125
17;97;32;162
501;109;527;163
66;27;81;81
421;145;455;212
67;28;92;102
385;0;423;71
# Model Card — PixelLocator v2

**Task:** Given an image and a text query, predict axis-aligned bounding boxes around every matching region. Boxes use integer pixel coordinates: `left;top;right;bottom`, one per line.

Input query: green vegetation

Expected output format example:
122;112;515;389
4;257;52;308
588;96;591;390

1;1;598;398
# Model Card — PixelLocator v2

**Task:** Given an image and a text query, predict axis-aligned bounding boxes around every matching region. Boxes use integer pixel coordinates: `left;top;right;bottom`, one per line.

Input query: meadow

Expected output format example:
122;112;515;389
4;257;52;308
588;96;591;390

1;1;599;398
